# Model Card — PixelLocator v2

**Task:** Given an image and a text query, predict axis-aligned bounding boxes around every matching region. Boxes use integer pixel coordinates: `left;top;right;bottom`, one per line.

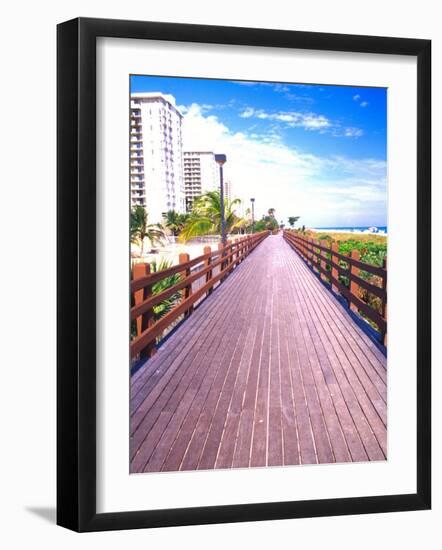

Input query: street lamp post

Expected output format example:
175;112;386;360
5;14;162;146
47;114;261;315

250;198;255;234
215;154;227;247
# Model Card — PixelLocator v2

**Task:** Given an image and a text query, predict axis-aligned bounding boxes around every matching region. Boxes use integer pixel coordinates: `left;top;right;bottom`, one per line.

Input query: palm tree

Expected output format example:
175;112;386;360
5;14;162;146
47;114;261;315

288;216;300;228
268;208;276;218
130;205;165;256
163;210;189;237
179;190;244;242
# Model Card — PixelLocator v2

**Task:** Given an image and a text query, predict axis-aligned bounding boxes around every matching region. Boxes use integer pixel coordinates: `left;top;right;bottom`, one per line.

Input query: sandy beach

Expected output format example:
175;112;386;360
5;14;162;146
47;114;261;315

132;235;244;266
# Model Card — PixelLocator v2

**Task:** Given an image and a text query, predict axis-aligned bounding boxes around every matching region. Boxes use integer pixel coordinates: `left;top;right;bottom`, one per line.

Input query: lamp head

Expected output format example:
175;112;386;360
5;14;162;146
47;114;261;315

215;154;227;166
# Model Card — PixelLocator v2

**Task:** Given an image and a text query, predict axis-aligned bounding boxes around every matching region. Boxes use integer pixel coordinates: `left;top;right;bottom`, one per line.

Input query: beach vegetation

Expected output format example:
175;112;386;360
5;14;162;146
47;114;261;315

179;190;244;242
162;210;189;237
130;205;165;255
288;216;300;228
150;258;182;320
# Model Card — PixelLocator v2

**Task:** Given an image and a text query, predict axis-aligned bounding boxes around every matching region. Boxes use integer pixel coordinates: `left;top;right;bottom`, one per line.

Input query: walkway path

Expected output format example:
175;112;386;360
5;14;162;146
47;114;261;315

130;234;387;473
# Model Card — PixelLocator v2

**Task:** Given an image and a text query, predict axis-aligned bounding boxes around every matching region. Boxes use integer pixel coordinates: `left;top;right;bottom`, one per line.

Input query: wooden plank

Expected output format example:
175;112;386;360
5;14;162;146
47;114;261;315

146;281;259;473
286;257;351;464
214;326;257;469
281;263;333;464
131;264;247;412
304;269;388;397
130;252;249;401
131;256;258;465
283;235;386;461
231;266;270;468
130;234;387;473
195;267;263;470
249;273;272;467
294;250;387;376
277;277;301;466
283;241;387;456
287;247;378;461
267;261;284;466
169;256;264;470
193;269;261;470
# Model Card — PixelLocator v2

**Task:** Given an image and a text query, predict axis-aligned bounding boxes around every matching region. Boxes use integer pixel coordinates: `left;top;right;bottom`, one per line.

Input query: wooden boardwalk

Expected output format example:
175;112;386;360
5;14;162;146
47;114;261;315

130;234;387;473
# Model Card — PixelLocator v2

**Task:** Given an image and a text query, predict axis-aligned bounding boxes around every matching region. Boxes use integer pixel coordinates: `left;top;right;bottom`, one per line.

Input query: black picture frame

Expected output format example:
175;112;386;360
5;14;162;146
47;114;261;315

57;17;431;532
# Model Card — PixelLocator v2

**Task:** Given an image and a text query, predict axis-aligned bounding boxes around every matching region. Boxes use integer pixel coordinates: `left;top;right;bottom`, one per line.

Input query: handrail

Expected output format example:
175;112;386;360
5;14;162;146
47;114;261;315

283;230;387;345
131;231;270;359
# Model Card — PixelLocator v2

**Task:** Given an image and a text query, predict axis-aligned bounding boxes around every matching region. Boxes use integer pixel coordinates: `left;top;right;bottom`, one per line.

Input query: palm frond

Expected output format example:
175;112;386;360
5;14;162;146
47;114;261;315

179;216;215;242
150;258;182;320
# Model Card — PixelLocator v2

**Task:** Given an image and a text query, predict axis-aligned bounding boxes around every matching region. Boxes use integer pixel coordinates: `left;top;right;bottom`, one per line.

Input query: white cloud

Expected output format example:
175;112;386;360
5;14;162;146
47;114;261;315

324;156;386;178
181;103;386;227
273;84;290;93
343;127;364;138
239;107;364;137
233;81;257;87
297;114;330;129
238;108;331;131
239;107;255;118
353;95;369;108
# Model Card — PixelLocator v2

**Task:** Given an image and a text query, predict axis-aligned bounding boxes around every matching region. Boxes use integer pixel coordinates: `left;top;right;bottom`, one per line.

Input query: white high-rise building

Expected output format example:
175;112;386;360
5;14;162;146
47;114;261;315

183;151;220;212
224;180;233;203
130;92;185;223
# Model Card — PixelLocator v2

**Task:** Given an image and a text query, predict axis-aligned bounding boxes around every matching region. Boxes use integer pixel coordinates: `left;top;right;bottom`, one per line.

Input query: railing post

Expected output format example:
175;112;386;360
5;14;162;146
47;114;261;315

226;239;233;273
382;256;387;346
132;262;155;359
218;242;226;282
349;249;360;312
307;238;313;266
203;245;213;296
233;239;239;268
331;241;339;293
311;240;318;272
179;252;193;317
320;241;328;281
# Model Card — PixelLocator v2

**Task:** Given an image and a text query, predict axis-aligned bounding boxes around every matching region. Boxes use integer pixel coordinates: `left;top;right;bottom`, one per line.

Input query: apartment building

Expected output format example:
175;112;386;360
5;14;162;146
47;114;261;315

130;92;186;223
183;151;220;212
224;179;233;203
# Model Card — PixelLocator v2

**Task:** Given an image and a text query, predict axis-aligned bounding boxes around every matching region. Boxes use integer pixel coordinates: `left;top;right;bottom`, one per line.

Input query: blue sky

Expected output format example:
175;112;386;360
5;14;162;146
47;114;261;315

131;75;387;227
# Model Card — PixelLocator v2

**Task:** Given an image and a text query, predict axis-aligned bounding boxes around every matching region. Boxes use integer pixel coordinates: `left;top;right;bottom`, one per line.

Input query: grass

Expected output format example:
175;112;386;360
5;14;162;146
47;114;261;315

309;230;387;246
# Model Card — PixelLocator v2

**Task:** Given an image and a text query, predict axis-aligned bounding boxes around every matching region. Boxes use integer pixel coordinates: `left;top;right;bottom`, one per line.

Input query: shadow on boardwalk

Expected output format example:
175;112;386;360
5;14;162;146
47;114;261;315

130;234;387;473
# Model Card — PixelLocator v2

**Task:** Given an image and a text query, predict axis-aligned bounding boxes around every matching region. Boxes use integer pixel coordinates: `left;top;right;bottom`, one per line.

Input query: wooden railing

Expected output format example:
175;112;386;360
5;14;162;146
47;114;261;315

283;230;387;345
131;231;270;360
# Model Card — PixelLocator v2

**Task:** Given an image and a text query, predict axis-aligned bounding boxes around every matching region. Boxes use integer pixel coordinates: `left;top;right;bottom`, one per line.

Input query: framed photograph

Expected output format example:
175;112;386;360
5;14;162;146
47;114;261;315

57;17;431;532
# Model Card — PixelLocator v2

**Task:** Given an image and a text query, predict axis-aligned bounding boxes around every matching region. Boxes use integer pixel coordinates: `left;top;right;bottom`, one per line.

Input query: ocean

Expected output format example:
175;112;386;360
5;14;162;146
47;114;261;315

311;226;388;235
